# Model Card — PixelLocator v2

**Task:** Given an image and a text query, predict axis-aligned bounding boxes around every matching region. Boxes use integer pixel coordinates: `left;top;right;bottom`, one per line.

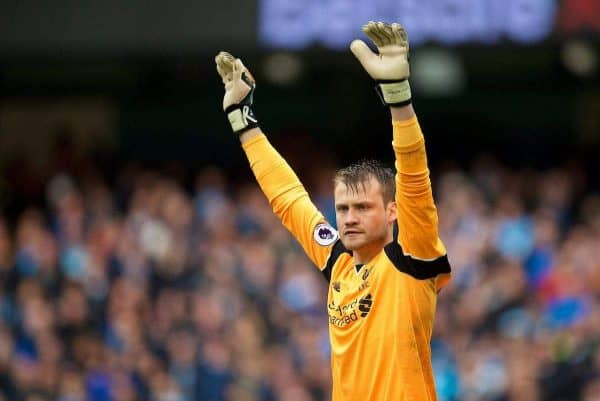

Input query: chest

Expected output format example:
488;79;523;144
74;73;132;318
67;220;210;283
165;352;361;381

329;262;375;303
327;255;394;328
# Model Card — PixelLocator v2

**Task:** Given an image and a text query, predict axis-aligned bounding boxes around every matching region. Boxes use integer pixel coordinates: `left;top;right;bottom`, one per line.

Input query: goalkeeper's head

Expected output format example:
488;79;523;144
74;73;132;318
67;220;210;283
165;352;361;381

333;160;397;254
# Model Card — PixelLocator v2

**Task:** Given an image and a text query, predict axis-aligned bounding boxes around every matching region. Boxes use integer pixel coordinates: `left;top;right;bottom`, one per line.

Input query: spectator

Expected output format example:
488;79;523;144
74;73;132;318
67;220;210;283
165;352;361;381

0;154;598;401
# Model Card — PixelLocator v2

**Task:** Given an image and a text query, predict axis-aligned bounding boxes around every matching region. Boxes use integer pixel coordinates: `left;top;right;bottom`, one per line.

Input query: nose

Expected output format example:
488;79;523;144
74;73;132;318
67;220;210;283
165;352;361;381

344;208;359;226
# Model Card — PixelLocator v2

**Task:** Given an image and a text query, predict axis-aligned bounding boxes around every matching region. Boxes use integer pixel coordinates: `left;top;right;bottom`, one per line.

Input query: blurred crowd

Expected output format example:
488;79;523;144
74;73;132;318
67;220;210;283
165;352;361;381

0;148;599;401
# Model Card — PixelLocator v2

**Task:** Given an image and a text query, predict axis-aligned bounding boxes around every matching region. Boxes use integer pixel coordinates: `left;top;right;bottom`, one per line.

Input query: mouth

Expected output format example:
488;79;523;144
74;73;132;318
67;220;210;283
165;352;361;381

344;230;363;236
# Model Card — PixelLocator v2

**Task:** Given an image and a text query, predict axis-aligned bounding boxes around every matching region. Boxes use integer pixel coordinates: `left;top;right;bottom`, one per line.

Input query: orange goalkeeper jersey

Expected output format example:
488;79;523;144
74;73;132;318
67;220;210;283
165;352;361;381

242;116;451;401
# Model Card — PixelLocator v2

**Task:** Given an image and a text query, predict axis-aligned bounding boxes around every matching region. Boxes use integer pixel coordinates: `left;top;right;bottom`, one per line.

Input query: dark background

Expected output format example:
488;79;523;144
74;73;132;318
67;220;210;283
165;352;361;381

1;0;598;179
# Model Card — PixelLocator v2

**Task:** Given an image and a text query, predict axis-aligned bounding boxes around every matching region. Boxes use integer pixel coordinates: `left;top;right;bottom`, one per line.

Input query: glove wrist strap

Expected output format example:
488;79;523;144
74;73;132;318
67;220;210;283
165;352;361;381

374;79;412;107
225;104;259;134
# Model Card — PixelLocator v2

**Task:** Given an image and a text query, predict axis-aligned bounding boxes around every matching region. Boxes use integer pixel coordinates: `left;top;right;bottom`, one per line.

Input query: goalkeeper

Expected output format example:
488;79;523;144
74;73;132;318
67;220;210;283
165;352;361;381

215;22;451;401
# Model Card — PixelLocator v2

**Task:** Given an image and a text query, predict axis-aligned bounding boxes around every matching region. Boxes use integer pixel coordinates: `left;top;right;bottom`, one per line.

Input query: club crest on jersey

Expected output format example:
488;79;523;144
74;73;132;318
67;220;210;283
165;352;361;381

313;223;338;246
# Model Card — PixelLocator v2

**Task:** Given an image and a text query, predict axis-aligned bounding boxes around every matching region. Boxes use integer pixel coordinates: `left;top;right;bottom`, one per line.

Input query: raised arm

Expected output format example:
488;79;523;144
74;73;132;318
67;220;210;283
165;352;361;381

214;52;337;270
351;22;450;288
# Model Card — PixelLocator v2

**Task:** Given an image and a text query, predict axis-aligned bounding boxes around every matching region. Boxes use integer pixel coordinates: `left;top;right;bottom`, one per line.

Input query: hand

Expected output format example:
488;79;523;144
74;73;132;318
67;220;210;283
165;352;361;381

215;52;259;133
350;22;412;106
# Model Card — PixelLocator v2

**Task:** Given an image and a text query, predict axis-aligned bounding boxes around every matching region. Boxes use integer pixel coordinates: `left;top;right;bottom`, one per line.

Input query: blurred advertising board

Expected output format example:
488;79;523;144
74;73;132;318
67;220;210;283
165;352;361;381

260;0;599;49
1;0;598;56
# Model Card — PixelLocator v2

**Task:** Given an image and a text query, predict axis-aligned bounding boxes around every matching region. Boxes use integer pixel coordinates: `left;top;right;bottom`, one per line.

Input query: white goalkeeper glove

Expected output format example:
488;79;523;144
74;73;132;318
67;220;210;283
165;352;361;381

215;51;259;134
350;21;412;106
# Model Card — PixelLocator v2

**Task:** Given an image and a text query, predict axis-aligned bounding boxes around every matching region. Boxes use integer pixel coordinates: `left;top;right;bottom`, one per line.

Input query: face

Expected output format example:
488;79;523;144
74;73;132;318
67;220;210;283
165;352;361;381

334;177;397;255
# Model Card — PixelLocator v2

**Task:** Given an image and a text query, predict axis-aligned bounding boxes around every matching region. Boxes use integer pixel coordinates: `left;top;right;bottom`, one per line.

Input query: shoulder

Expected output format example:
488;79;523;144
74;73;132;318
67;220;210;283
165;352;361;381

321;240;352;282
383;240;451;280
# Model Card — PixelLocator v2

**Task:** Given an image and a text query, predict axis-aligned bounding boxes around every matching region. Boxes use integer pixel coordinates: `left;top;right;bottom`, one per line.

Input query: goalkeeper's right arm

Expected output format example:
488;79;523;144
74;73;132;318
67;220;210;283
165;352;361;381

214;52;335;270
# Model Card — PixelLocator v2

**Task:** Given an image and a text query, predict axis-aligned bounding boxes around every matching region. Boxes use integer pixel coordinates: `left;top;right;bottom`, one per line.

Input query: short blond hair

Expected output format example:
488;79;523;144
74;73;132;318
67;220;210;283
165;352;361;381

334;159;395;204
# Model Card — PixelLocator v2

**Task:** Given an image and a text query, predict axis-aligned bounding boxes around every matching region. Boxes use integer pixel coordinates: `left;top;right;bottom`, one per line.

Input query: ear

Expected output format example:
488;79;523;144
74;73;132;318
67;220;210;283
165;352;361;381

387;201;397;223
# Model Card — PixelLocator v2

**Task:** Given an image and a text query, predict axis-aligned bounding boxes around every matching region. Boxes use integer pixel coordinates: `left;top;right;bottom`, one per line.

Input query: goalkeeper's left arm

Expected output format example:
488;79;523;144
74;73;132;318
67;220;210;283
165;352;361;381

351;22;449;269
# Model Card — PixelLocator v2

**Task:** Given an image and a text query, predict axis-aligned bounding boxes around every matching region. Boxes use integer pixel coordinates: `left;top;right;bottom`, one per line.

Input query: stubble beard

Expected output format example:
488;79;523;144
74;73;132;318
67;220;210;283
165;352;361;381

341;227;389;252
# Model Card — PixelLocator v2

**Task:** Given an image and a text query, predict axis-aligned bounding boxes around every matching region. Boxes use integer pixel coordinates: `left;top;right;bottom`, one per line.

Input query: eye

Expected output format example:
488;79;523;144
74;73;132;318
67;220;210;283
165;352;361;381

336;205;348;212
